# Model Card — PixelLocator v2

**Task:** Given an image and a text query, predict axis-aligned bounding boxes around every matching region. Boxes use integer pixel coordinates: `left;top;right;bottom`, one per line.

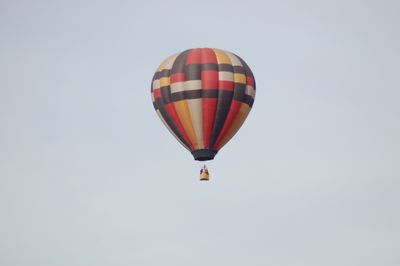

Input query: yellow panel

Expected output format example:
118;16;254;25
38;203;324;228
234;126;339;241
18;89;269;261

173;100;198;148
234;73;246;84
212;49;232;65
159;77;170;87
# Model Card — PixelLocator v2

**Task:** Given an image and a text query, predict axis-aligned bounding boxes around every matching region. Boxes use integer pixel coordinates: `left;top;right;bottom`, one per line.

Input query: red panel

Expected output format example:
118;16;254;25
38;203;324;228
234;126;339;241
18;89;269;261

213;100;241;149
201;49;218;148
218;80;234;91
201;70;218;80
153;88;161;98
185;48;202;65
170;73;185;83
246;76;255;87
201;70;219;89
164;103;194;149
202;98;217;148
200;48;218;64
202;78;218;89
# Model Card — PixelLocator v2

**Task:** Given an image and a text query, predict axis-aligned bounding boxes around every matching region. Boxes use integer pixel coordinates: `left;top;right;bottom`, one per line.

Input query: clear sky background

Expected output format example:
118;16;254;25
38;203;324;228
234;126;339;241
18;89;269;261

1;0;399;265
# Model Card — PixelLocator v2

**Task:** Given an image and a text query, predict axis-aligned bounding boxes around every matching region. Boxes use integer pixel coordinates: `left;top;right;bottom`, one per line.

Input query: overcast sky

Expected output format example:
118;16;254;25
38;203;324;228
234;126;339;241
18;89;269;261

1;0;399;265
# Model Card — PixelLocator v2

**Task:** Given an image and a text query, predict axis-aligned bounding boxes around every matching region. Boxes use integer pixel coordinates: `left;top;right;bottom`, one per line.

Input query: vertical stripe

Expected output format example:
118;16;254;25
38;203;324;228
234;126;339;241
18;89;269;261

202;98;217;148
209;49;234;148
211;51;247;149
156;110;190;151
200;48;218;148
158;50;197;150
173;100;198;147
156;104;190;150
186;98;204;149
164;103;194;149
213;100;242;149
215;103;251;150
153;51;194;150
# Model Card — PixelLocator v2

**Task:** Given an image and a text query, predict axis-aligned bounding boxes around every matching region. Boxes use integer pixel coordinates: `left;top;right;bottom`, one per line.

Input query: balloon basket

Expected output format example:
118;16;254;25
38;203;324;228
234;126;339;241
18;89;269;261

199;165;210;181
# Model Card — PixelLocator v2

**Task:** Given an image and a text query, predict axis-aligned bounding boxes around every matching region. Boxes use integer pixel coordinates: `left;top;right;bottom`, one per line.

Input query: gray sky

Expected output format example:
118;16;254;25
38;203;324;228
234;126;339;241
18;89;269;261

1;0;399;265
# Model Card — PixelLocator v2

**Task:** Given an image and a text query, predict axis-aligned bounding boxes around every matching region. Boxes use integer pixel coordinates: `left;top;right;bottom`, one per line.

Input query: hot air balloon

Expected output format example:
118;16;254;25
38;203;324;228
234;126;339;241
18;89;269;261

151;48;255;180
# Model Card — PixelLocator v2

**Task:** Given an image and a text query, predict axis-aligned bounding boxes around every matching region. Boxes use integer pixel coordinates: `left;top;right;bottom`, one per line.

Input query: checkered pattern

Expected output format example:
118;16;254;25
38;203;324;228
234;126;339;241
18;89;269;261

151;48;256;159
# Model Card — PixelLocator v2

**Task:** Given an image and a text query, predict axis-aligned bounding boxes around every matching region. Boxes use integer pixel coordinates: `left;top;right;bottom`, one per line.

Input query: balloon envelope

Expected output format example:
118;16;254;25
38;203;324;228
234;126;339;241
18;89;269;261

151;48;256;161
